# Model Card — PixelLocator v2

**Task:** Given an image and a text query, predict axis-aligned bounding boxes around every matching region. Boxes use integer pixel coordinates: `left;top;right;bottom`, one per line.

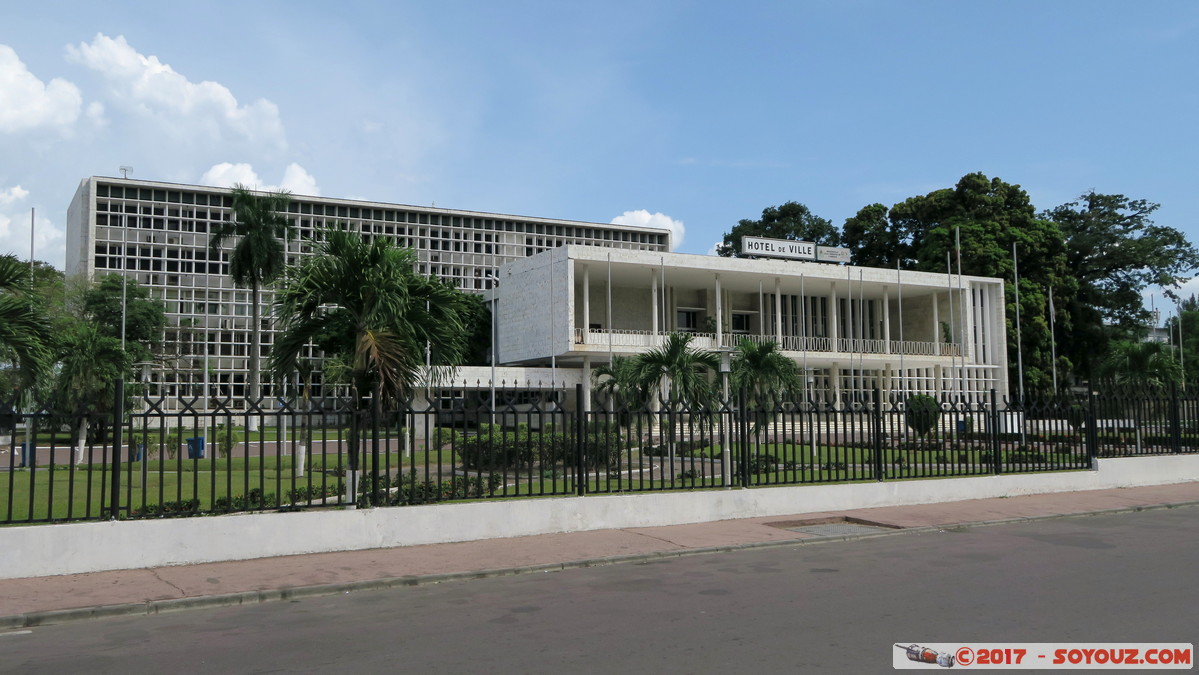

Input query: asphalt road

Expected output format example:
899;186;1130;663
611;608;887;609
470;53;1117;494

3;508;1197;674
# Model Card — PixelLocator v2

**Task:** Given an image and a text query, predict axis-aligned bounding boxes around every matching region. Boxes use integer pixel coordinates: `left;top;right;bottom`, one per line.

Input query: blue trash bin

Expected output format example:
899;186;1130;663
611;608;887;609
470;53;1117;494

186;437;205;459
20;442;34;468
135;443;145;462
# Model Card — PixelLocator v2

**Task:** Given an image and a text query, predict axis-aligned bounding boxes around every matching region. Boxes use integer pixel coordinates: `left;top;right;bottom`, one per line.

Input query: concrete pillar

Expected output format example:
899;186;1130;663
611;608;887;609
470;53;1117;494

932;292;940;347
715;274;723;346
774;277;783;346
831;363;842;406
582;264;590;340
883;287;891;352
829;282;839;345
582;356;592;413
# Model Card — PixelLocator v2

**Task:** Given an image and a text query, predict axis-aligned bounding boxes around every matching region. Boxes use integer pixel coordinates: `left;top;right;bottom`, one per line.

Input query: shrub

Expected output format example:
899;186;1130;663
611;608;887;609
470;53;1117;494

905;395;940;437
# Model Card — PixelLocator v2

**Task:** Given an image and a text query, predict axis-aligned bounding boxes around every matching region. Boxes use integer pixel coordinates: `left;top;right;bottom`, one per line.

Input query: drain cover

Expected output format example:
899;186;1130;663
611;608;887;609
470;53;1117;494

785;523;897;537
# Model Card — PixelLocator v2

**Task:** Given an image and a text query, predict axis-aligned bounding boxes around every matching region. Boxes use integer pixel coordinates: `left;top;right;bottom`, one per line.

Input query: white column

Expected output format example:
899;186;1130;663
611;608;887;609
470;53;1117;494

715;274;723;345
829;282;839;345
883;287;891;352
774;277;783;345
932;292;940;346
582;264;590;338
581;356;592;413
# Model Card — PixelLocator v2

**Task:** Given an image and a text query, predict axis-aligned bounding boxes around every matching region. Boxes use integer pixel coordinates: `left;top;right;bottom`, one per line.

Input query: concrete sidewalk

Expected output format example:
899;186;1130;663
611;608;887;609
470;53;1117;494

3;482;1198;629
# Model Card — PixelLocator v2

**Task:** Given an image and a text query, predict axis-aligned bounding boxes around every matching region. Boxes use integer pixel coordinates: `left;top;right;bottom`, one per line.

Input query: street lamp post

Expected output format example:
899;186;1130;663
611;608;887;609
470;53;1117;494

718;347;733;487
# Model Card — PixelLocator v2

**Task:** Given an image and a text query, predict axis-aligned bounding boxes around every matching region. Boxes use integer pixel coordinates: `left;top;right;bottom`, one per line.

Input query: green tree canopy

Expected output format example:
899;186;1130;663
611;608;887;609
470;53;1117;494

846;173;1074;391
1042;192;1199;381
79;274;167;364
717;201;838;257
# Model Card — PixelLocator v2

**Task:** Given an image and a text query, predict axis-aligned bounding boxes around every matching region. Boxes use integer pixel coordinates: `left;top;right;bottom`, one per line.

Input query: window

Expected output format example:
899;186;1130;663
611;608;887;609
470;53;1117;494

677;310;699;331
732;314;751;333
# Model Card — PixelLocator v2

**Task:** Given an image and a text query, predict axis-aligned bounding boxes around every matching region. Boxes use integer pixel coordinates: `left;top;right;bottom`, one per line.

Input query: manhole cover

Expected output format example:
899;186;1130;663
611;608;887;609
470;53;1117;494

783;523;898;537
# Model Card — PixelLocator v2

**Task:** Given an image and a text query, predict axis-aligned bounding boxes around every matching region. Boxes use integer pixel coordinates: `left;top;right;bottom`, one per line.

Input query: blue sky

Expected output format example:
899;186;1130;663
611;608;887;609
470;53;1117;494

2;1;1197;301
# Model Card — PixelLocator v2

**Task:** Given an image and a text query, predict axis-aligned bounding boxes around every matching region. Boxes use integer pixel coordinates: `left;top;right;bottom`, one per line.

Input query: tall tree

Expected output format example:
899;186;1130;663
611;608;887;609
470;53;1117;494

270;228;475;498
1042;192;1199;381
79;274;167;365
841;203;902;268
847;173;1074;392
717;201;838;257
209;185;293;429
628;332;719;463
53;323;129;457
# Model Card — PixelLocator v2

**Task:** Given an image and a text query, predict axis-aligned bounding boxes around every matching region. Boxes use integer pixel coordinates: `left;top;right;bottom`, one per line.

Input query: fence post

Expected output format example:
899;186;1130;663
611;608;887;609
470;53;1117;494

109;379;124;520
738;388;749;488
872;388;884;481
1086;388;1098;464
575;383;586;496
990;389;1002;475
370;392;381;506
1169;381;1182;454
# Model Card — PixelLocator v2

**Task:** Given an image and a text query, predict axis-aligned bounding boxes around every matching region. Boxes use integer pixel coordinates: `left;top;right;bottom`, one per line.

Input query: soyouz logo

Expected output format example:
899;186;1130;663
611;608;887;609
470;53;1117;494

893;643;1193;669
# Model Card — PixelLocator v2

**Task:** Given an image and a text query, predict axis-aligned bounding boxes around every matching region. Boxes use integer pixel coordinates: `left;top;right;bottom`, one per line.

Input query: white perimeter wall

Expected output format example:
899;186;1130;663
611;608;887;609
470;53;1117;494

3;455;1198;580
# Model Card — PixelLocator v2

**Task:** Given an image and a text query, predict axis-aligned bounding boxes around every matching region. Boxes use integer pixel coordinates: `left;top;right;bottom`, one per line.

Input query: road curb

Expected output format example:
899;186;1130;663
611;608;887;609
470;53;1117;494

3;500;1197;630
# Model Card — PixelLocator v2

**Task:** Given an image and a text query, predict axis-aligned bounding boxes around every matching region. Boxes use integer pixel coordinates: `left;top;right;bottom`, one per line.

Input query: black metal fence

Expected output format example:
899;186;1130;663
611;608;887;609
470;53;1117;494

2;383;1197;525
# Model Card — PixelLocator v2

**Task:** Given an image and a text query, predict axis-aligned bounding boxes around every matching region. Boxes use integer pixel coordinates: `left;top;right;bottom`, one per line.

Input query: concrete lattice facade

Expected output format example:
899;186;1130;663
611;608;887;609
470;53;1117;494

65;176;671;400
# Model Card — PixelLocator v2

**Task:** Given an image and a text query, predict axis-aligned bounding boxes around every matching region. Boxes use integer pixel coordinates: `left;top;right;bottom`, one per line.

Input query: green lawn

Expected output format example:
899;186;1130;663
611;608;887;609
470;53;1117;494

0;432;1095;525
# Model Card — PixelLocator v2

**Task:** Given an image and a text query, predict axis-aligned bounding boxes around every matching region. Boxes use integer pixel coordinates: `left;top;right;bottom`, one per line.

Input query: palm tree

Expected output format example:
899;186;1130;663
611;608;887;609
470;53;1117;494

0;254;52;391
729;339;802;437
629;333;719;464
270;228;474;502
209;185;293;431
1097;340;1182;389
631;333;720;408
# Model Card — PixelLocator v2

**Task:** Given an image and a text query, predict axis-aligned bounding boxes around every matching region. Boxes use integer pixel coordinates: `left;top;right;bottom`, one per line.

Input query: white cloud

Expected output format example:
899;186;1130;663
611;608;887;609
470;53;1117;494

279;163;319;195
200;162;320;196
0;44;82;134
611;209;685;251
65;34;286;150
0;194;66;269
706;241;722;256
0;185;30;206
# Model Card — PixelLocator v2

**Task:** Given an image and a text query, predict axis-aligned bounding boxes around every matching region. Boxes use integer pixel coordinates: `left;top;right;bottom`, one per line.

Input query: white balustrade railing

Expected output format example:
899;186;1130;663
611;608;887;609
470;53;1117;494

574;329;961;358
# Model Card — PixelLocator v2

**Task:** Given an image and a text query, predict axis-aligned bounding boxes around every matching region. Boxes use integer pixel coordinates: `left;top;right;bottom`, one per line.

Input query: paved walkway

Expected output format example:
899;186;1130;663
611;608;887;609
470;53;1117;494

3;482;1198;628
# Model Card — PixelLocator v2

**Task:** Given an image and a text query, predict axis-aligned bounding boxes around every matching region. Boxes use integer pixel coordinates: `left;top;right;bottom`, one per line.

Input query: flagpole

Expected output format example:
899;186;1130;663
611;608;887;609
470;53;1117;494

1178;302;1186;388
1012;242;1024;405
946;251;956;401
1049;283;1058;395
896;260;905;397
800;272;807;400
955;227;967;401
29;208;35;285
606;252;613;365
859;269;866;400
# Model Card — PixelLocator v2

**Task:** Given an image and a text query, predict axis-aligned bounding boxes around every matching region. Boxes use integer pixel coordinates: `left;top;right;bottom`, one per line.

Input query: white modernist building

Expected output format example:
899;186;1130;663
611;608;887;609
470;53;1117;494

496;245;1010;406
65;176;671;400
63;175;1009;410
